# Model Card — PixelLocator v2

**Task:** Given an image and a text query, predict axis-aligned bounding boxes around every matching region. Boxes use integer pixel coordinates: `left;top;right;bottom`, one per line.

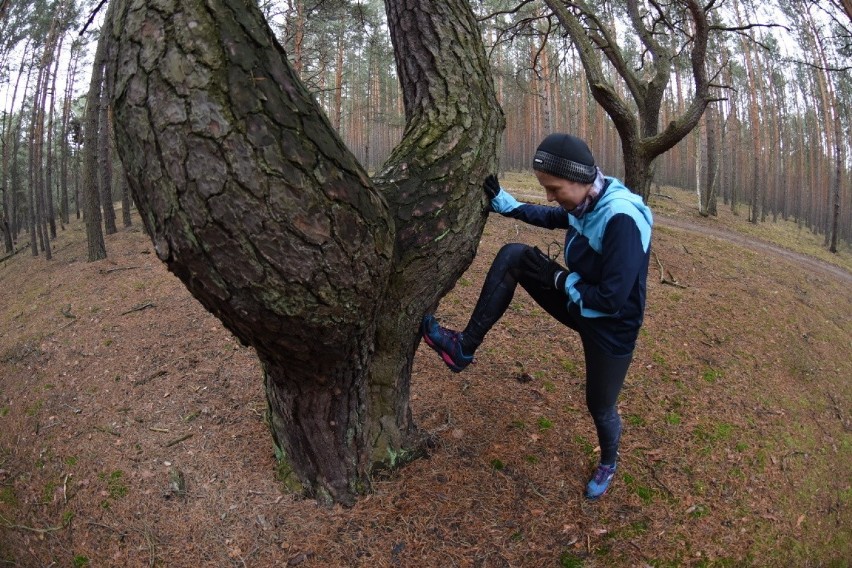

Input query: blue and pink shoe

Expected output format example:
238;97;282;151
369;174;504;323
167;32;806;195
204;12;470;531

420;315;473;373
585;462;617;500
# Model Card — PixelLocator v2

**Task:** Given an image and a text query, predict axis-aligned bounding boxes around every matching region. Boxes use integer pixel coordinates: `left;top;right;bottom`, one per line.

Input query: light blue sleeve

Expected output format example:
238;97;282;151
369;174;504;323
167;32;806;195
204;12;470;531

490;188;523;214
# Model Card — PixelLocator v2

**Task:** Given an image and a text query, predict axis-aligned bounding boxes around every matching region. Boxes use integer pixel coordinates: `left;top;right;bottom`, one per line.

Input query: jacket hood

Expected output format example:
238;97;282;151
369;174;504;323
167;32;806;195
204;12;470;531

597;178;654;227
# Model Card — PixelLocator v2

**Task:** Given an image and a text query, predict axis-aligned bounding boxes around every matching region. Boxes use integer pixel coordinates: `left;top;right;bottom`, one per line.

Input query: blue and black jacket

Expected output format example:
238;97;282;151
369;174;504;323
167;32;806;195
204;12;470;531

491;178;653;356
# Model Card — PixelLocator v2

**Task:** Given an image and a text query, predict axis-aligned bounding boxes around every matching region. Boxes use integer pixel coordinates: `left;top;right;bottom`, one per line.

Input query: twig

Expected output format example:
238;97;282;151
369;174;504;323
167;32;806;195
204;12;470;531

134;370;167;386
148;427;170;433
94;425;120;437
0;513;67;534
87;521;127;537
827;393;851;431
87;519;159;566
652;250;688;288
78;0;109;36
0;243;30;264
99;266;140;275
642;462;674;499
526;481;548;502
62;474;71;504
121;302;156;316
164;433;193;448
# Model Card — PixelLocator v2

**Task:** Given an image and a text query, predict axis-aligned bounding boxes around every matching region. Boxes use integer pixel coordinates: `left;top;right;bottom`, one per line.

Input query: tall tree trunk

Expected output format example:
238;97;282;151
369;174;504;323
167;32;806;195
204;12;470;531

28;63;46;257
118;156;132;227
81;18;108;262
45;33;65;240
700;102;718;217
1;41;31;252
100;68;117;235
108;0;503;505
333;32;343;130
60;44;81;226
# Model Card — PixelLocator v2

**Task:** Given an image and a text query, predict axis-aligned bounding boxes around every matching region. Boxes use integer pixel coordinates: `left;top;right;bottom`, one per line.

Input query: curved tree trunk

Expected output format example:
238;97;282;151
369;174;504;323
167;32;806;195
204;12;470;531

543;0;711;201
107;0;502;505
368;0;504;467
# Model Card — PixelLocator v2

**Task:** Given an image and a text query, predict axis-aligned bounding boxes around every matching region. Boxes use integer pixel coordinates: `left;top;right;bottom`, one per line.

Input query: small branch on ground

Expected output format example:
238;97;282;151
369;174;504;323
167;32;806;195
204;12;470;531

641;462;674;499
652;251;687;288
827;393;851;431
134;370;167;386
63;474;71;504
121;302;156;316
95;425;120;437
0;513;67;534
164;433;193;447
99;266;140;275
0;244;30;264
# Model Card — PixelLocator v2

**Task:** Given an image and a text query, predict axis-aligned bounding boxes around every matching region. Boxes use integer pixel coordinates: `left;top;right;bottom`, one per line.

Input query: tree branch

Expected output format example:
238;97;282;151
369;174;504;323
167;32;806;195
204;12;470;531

78;0;109;36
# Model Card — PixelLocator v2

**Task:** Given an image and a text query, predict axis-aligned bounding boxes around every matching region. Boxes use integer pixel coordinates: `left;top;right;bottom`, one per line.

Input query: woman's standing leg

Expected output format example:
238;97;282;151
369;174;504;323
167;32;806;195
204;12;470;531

582;336;632;499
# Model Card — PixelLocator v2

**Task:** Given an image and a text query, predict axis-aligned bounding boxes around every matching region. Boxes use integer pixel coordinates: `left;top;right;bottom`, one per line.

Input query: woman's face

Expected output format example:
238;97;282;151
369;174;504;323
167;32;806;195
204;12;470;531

534;170;593;212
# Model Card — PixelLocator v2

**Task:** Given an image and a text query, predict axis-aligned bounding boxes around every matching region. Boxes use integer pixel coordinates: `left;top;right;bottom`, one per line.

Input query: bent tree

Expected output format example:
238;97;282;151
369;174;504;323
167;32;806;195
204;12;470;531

106;0;503;505
543;0;715;201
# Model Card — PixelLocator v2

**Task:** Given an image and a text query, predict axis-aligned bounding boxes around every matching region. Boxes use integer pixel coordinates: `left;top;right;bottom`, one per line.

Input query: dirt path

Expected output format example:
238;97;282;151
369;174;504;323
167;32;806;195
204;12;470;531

654;214;852;284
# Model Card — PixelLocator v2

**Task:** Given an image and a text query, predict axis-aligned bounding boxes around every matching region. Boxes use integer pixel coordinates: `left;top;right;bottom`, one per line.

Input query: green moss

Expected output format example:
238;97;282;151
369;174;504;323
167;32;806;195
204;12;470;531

0;486;17;506
559;551;585;567
25;400;43;416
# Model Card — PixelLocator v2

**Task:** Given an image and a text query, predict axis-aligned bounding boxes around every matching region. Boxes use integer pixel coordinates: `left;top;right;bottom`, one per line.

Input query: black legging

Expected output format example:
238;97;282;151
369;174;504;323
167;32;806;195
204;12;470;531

463;243;631;465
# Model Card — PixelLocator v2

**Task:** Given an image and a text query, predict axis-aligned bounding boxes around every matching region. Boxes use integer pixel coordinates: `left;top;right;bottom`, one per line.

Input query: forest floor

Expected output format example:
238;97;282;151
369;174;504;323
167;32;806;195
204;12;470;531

0;179;850;568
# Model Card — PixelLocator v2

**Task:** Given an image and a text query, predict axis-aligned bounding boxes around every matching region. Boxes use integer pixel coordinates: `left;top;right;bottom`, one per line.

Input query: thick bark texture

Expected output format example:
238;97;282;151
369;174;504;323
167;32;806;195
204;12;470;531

367;0;504;465
107;0;500;505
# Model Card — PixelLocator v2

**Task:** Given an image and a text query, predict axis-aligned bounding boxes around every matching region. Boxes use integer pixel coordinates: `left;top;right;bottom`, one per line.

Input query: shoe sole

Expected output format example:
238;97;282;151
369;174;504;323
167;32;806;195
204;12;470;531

421;323;467;373
584;488;608;500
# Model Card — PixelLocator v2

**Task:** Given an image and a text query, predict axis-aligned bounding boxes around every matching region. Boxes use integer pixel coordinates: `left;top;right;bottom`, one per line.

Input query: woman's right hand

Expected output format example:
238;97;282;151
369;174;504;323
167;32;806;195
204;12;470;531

483;174;501;201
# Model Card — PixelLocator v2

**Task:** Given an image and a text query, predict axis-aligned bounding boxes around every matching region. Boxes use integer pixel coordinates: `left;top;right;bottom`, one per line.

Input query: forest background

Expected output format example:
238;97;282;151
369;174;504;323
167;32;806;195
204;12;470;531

1;0;852;255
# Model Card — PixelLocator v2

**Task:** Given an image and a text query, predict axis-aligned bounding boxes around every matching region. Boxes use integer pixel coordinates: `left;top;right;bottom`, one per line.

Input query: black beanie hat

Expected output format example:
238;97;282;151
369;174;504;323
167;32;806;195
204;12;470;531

532;133;597;183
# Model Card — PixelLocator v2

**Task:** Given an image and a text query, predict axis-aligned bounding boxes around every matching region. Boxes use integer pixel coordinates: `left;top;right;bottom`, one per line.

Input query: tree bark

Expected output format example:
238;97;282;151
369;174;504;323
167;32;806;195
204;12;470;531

45;32;64;240
700;103;718;217
82;13;108;262
60;44;80;226
100;65;118;235
1;40;32;252
107;0;502;505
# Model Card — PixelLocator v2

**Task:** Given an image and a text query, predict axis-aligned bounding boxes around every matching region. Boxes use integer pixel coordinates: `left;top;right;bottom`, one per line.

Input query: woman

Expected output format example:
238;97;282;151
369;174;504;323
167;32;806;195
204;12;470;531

421;133;653;499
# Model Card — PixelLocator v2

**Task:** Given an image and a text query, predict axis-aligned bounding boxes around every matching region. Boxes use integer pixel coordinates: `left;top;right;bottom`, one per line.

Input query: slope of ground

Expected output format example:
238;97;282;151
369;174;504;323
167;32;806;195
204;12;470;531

1;185;850;567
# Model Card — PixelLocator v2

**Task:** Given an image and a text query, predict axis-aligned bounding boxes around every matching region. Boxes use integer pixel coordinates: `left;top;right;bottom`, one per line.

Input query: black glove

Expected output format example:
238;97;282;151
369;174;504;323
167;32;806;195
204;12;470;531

483;174;501;200
520;246;569;291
